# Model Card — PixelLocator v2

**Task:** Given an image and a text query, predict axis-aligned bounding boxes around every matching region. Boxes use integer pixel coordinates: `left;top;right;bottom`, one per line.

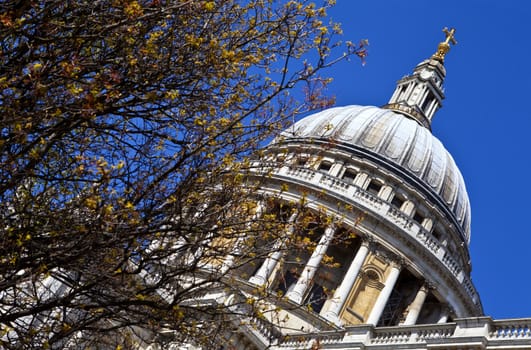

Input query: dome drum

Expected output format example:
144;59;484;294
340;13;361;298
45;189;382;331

248;163;481;319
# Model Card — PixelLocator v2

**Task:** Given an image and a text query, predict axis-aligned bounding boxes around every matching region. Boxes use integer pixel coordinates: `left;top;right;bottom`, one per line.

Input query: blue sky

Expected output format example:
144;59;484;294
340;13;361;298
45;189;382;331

321;1;531;319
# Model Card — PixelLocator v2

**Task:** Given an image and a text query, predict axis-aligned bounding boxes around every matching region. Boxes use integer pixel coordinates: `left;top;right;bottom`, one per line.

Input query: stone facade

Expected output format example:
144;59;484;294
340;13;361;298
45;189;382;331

202;29;531;350
148;29;531;350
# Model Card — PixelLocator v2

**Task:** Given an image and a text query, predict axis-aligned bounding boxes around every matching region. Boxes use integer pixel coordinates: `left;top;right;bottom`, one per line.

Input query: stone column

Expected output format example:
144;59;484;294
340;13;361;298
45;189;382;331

249;212;297;286
438;305;450;323
286;225;336;304
221;201;265;274
402;284;429;325
324;241;370;324
366;262;402;325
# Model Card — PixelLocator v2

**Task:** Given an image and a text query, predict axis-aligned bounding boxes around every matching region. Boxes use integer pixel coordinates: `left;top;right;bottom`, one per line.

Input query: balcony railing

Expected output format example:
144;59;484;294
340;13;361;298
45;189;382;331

269;317;531;348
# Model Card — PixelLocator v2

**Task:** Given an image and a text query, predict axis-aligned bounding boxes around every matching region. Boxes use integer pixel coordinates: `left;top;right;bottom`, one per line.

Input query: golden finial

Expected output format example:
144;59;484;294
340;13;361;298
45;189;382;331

432;27;457;62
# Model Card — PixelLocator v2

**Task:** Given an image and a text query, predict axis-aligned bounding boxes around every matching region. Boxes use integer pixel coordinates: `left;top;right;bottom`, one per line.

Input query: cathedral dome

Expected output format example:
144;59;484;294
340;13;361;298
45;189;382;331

279;104;471;241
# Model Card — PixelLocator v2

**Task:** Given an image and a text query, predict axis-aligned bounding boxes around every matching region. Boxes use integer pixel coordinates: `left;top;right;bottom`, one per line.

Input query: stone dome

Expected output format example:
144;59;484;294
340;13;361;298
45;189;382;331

279;105;471;242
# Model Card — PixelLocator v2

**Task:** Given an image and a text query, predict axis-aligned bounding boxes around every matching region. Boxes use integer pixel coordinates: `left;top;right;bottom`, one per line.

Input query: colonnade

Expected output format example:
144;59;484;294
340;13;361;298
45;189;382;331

246;209;450;327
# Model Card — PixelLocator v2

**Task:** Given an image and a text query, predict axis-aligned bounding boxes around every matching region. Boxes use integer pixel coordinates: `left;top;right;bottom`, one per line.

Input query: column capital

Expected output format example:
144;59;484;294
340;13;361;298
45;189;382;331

422;280;439;292
360;239;371;248
325;222;338;231
381;252;405;269
364;236;382;254
365;240;404;269
419;283;431;293
389;259;404;270
360;235;377;247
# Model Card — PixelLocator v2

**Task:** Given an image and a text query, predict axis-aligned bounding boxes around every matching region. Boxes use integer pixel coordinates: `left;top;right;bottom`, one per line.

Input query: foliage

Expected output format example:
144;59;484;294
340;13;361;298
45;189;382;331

0;0;366;348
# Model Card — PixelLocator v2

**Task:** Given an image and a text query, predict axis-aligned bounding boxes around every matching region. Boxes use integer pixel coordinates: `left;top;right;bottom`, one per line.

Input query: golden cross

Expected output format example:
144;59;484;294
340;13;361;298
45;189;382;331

442;27;457;46
432;27;457;62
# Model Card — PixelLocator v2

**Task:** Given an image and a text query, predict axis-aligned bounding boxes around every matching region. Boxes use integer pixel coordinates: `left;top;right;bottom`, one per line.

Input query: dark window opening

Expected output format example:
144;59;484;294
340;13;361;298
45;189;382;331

367;181;382;195
391;195;404;209
342;169;357;184
432;230;442;241
300;221;325;241
306;283;327;313
296;157;308;167
318;161;332;173
277;269;298;296
421;92;433;111
305;233;360;316
365;270;379;281
413;211;424;224
398;85;408;100
269;202;294;223
378;270;418;327
377;288;405;327
447;242;457;253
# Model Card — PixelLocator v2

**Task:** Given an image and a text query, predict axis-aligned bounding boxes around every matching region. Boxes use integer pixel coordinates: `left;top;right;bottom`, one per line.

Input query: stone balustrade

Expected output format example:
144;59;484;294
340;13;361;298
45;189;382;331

387;206;413;229
319;173;350;193
353;187;384;208
371;327;412;344
416;322;455;340
490;318;531;339
263;317;531;349
250;315;283;345
442;251;462;277
463;277;480;305
416;228;440;254
285;166;316;181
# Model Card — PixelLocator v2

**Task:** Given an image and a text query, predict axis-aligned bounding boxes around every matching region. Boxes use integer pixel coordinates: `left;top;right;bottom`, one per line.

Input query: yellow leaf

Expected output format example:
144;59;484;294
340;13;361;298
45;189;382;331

194;118;206;126
124;1;143;18
103;205;113;215
85;197;98;209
